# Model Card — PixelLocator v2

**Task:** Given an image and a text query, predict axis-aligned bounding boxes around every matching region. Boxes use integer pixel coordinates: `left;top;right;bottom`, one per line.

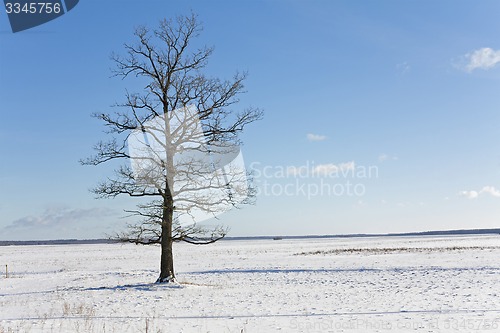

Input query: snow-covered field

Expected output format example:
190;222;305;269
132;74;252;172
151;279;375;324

1;235;500;332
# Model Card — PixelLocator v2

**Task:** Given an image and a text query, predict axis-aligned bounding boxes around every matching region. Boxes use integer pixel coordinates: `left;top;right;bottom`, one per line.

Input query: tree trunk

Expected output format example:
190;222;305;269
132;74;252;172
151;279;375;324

157;197;175;283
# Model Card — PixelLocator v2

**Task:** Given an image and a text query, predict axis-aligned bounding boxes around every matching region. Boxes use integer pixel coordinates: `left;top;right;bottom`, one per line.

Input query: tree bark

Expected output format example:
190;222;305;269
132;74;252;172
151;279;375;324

157;197;175;283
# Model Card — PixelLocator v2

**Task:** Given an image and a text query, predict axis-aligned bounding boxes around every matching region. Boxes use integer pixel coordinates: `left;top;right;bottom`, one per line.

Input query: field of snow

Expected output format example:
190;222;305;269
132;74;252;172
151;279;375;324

1;235;500;332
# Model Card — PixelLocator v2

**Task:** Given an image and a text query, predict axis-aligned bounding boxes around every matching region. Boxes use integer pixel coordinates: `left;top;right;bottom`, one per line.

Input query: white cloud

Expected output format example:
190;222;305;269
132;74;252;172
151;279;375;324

481;186;500;197
286;161;355;177
306;133;327;142
459;186;500;199
5;206;117;230
312;161;355;176
463;48;500;72
378;153;398;162
312;163;340;175
459;190;479;199
352;200;364;208
378;154;389;162
396;62;410;75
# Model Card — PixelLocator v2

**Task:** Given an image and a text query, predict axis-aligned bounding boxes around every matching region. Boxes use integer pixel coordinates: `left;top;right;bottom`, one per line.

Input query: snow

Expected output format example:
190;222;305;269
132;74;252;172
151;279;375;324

1;235;500;332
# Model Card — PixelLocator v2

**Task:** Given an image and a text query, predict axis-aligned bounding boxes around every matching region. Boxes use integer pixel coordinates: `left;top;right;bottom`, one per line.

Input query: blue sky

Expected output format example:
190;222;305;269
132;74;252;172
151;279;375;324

1;0;500;240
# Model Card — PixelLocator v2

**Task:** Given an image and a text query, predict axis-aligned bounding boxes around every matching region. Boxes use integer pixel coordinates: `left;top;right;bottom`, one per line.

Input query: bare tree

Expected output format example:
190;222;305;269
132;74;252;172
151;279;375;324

81;14;262;283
